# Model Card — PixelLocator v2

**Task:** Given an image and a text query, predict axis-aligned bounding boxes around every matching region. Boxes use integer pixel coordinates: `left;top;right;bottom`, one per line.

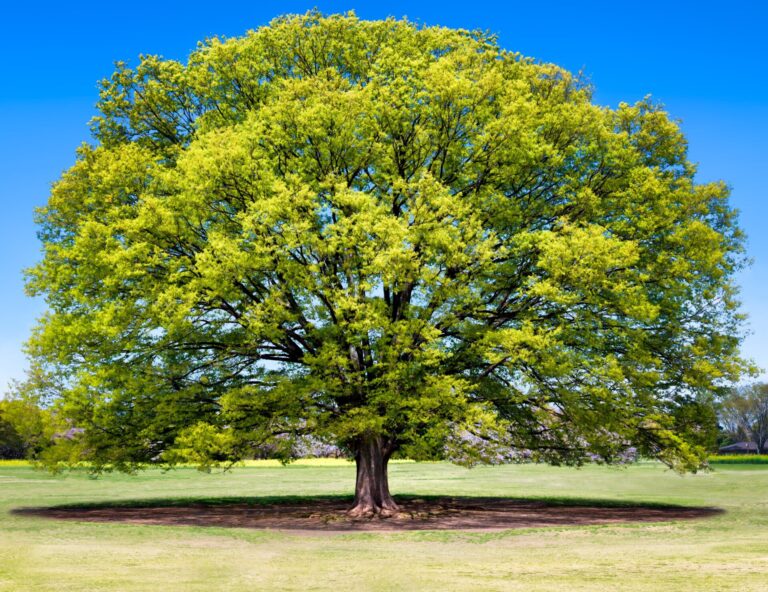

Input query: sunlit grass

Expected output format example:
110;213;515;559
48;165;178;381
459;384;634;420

2;461;767;591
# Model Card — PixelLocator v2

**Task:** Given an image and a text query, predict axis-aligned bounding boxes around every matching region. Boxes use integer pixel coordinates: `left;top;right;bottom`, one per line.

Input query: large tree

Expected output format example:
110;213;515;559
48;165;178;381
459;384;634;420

27;12;747;516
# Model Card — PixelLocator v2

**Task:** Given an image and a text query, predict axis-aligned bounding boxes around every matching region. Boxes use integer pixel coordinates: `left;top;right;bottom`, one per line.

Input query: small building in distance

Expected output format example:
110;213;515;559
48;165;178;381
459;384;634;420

718;441;759;455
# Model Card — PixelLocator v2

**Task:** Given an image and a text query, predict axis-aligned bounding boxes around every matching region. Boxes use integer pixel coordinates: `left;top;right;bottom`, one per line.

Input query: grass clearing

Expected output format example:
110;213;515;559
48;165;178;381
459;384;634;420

2;461;767;591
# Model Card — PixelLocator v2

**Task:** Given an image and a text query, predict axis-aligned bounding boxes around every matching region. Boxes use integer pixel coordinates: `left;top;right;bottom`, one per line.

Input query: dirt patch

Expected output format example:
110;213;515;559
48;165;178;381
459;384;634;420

12;497;723;532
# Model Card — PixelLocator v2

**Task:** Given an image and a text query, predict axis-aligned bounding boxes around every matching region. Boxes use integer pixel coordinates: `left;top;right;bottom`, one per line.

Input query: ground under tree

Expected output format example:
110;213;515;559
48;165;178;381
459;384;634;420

27;11;747;516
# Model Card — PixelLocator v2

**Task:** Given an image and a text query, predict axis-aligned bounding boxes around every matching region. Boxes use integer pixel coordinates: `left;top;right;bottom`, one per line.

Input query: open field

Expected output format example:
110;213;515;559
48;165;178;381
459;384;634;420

2;461;768;591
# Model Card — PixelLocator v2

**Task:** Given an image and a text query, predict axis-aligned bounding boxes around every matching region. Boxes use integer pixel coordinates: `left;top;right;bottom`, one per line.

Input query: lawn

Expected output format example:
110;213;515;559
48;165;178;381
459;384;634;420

2;460;767;591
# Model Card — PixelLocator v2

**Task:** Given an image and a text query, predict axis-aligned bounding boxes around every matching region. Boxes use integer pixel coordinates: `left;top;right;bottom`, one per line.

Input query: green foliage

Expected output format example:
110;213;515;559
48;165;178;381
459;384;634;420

671;399;719;453
0;411;24;459
0;382;58;460
26;11;748;473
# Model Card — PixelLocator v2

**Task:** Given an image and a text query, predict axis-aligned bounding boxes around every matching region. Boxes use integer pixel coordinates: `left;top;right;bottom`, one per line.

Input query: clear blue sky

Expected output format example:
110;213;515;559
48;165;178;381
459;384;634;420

1;0;766;391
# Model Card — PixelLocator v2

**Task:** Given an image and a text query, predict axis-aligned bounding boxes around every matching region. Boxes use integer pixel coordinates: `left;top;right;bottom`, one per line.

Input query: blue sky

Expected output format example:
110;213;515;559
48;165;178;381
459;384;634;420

1;0;766;391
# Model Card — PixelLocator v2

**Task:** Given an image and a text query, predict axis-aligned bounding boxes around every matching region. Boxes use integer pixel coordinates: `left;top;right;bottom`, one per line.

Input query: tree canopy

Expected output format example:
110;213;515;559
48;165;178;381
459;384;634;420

27;11;748;514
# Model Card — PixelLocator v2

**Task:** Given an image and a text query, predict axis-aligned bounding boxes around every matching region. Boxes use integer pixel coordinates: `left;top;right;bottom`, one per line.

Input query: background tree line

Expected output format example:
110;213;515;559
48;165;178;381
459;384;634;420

0;394;53;460
718;382;768;453
0;370;81;462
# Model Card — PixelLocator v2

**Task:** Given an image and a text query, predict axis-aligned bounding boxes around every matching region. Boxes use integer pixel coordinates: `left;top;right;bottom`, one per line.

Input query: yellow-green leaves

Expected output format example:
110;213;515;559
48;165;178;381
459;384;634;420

529;223;657;321
27;11;747;473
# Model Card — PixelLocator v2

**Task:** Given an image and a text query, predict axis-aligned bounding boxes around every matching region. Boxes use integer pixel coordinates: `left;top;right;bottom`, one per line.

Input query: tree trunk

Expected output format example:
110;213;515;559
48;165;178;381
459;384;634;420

348;435;399;517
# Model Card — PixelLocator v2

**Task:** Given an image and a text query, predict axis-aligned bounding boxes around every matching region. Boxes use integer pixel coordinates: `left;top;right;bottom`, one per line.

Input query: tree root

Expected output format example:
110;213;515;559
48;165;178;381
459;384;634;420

347;500;400;519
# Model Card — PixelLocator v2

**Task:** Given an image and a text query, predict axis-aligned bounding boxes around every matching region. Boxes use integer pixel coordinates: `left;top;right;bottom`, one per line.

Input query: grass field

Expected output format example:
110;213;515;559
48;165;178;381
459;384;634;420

2;460;768;591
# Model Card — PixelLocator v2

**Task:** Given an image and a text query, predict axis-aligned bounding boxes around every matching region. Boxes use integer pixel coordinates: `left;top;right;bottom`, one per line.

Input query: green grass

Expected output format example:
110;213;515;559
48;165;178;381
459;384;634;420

2;461;768;591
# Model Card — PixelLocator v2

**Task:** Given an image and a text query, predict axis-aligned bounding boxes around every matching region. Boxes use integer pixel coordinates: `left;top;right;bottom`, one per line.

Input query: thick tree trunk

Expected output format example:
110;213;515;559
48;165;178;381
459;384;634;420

348;435;399;517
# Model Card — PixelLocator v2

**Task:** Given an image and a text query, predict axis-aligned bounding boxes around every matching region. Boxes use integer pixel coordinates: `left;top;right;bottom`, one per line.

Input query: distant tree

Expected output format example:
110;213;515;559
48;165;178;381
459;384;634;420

720;383;768;453
0;410;25;459
0;379;57;460
26;12;748;516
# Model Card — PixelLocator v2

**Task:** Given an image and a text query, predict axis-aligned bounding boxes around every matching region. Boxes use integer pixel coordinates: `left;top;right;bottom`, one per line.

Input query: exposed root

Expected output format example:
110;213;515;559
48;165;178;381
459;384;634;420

347;500;400;519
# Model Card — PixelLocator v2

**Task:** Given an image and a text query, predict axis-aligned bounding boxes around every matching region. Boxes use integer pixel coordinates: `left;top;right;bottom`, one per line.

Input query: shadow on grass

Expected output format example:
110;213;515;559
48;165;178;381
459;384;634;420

10;495;724;532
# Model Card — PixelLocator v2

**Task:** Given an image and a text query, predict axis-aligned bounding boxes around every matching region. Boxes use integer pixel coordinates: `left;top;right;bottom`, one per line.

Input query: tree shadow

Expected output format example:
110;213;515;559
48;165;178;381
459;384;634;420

11;494;723;531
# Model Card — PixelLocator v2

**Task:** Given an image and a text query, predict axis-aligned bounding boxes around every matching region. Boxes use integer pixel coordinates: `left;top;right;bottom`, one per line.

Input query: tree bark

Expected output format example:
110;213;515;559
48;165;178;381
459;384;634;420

348;435;399;517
